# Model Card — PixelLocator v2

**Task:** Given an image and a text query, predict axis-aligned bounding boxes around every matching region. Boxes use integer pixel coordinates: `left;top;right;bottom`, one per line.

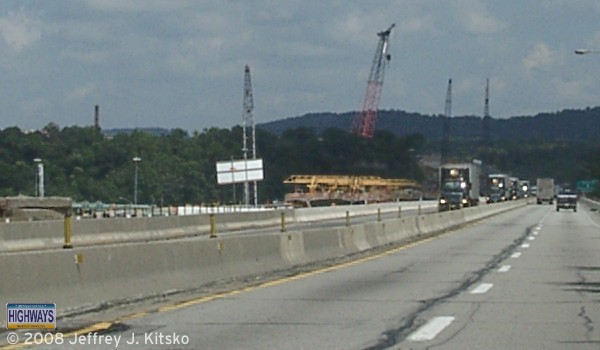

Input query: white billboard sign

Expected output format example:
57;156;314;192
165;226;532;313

216;158;264;184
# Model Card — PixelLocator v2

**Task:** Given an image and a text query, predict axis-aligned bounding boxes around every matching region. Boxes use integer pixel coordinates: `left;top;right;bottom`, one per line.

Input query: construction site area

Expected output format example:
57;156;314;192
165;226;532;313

283;175;420;207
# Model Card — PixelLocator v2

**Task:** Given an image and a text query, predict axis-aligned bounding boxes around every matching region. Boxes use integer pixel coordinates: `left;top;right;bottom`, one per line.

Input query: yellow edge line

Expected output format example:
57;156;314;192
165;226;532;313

1;235;438;349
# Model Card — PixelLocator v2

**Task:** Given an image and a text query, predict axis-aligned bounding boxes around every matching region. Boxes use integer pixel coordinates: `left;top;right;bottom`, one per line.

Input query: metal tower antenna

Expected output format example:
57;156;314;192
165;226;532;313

482;78;491;145
441;78;452;164
352;23;395;138
242;65;258;206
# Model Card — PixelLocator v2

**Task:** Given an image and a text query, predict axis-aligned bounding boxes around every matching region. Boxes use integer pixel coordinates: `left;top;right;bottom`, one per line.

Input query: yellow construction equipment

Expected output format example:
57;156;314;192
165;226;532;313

283;175;420;207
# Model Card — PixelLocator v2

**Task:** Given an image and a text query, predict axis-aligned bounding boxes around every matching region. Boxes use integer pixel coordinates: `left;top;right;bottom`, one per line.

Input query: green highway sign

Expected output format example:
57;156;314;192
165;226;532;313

576;180;599;193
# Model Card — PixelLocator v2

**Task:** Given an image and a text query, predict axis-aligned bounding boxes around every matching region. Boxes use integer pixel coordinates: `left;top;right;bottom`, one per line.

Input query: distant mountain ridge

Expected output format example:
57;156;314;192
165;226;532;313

258;108;600;143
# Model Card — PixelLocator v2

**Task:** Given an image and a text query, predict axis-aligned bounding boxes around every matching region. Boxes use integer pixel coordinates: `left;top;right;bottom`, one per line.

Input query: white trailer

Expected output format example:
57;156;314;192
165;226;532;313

536;178;555;204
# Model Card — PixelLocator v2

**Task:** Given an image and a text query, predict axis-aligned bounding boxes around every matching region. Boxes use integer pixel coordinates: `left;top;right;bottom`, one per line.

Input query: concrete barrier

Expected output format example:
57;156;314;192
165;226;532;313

0;233;289;320
0;203;439;253
0;199;524;327
292;201;436;223
0;209;295;253
581;197;600;211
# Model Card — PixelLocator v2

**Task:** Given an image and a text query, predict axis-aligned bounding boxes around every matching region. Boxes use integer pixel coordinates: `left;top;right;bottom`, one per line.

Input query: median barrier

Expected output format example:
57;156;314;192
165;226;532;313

0;233;288;326
416;210;464;235
280;231;307;264
0;210;290;253
1;199;525;326
347;225;372;252
291;201;436;223
0;203;438;253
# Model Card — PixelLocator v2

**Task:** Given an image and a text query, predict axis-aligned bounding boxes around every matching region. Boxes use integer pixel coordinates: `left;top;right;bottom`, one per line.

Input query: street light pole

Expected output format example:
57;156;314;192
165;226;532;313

33;158;44;198
133;157;141;205
575;49;600;55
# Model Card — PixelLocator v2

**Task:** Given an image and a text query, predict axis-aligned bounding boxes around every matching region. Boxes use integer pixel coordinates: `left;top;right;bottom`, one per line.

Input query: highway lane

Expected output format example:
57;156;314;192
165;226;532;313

399;202;600;349
11;202;599;349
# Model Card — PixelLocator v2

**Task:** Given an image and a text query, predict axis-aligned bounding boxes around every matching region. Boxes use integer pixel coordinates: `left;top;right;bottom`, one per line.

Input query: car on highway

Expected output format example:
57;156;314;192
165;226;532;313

556;191;577;212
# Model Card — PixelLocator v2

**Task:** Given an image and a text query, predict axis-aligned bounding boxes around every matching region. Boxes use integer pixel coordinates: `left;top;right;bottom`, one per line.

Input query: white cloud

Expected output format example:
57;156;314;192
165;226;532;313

82;0;190;13
397;15;436;34
555;77;593;100
455;0;506;34
464;11;505;34
522;42;558;74
67;83;97;101
0;8;42;51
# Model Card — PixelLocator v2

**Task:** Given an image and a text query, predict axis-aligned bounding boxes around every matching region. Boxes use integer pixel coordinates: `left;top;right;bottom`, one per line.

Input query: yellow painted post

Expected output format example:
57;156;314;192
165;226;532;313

346;211;350;227
209;213;217;238
280;212;286;232
63;210;73;249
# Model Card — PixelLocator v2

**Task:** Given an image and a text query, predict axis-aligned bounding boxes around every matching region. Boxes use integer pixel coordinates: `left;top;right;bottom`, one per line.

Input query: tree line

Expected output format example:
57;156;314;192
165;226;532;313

0;124;425;205
0;123;597;204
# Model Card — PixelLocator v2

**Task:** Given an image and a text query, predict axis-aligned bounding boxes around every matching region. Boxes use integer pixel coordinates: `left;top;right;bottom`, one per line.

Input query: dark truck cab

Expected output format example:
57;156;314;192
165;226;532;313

556;191;577;212
438;161;481;212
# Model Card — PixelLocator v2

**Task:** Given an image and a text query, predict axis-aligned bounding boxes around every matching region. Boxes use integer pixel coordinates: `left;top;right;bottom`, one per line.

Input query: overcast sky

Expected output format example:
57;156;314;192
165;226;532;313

1;0;600;132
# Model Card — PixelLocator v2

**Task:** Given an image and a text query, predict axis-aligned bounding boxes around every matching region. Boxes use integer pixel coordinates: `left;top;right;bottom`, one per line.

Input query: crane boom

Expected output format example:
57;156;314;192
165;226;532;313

352;23;395;138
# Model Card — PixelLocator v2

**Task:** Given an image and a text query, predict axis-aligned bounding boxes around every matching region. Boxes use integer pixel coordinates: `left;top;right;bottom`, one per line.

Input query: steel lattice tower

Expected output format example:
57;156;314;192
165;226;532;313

352;24;395;138
242;65;258;206
441;78;452;164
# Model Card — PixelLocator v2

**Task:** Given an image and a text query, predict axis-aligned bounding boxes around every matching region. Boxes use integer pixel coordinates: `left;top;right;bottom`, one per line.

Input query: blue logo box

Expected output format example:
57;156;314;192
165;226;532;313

6;303;56;329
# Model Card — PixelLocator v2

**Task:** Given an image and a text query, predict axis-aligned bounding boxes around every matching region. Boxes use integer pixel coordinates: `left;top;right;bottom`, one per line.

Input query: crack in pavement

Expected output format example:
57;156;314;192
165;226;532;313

363;224;538;350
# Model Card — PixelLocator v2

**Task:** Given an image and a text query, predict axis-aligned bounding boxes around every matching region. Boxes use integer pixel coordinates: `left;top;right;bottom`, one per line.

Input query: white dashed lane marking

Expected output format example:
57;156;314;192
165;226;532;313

498;265;511;273
521;243;530;248
511;252;522;258
408;316;455;342
471;283;494;294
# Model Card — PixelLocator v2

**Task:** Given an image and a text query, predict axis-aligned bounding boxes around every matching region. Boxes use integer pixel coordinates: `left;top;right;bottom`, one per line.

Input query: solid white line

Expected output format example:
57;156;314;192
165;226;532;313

521;243;530;248
498;265;511;273
408;316;455;342
511;252;522;258
471;283;494;294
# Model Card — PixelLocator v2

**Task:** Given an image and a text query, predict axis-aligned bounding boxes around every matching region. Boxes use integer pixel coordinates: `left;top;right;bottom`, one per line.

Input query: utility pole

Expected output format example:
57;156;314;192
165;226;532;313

242;65;258;206
441;78;452;164
482;78;491;146
352;23;395;138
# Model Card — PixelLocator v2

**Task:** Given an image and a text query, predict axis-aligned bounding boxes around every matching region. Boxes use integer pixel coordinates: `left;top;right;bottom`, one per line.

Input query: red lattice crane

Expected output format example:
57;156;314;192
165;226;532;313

352;23;395;138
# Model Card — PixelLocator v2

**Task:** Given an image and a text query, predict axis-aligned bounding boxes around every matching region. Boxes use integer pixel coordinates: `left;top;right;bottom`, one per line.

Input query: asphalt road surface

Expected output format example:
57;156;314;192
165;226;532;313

8;202;600;349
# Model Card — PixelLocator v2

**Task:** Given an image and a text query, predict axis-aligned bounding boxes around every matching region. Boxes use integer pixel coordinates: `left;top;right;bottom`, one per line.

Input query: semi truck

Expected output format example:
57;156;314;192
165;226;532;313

519;180;531;198
508;177;520;200
536;178;555;204
438;160;481;211
487;174;509;203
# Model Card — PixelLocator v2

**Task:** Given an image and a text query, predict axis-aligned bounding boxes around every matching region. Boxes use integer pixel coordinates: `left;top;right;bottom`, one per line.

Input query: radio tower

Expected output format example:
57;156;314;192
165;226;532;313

352;23;395;138
242;65;258;206
482;78;491;146
441;79;452;164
